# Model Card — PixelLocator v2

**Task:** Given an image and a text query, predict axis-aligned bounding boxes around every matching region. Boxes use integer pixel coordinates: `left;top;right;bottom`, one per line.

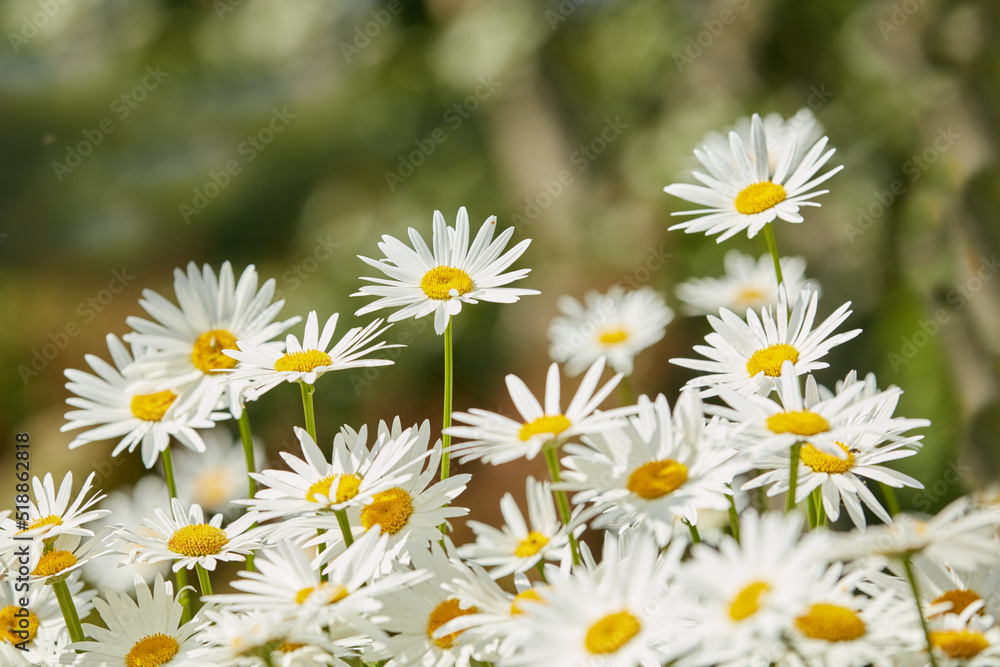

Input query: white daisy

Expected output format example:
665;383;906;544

70;574;205;667
664;112;843;242
698;108;825;175
24;530;114;585
173;425;264;517
353;206;539;335
121;498;262;572
2;472;108;553
222;310;399;402
547;285;674;376
675;250;812;316
925;601;1000;666
458;476;575;579
671;284;861;396
445;358;632;465
0;577;95;664
61;334;224;468
560;391;749;546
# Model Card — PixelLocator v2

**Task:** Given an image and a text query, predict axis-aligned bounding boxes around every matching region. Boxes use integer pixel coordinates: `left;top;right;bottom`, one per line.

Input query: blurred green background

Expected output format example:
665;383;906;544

2;0;999;529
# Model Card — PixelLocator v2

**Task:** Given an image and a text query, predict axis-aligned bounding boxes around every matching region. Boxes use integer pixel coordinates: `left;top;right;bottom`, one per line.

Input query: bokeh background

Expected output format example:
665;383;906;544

2;0;999;537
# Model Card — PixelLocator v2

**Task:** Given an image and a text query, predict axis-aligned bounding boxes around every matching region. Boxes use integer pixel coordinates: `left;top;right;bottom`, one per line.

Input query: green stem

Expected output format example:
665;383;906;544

686;520;701;544
617;374;634;407
543;445;581;566
237;410;257;572
727;491;741;542
299;381;317;442
196;563;213;597
534;559;548;583
161;445;178;501
762;222;785;287
317;529;329;583
335;509;354;547
902;555;939;667
160;446;192;623
52;579;85;644
441;318;454;481
881;483;902;516
811;488;827;528
786;443;801;514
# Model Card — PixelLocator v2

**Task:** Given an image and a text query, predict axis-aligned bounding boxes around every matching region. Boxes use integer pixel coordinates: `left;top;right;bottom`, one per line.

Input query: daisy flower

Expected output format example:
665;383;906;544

560;391;749;546
675;250;811;316
124;261;300;418
222;310;399;402
458;476;575;579
353;206;539;335
61;334;223;468
664;112;843;242
2;471;108;553
24;529;114;585
671;284;861;396
547;285;674;376
70;575;205;667
925;601;1000;666
445;358;632;465
0;577;95;664
697;108;825;175
174;425;264;516
121;497;261;572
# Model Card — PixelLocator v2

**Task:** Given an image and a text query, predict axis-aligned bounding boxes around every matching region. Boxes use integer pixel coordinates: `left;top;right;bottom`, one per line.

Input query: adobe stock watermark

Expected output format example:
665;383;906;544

51;66;170;182
383;75;501;192
672;0;752;72
179;107;296;224
349;318;426;396
18;268;135;385
340;0;406;63
844;125;960;244
213;0;245;20
911;458;971;513
886;254;999;371
878;0;927;40
7;0;73;53
512;116;628;227
272;234;341;300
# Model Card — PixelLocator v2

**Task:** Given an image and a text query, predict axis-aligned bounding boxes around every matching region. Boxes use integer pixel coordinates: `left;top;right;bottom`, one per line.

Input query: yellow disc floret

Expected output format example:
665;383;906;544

17;515;62;535
426;598;478;648
598;329;629;345
1;605;39;644
514;531;550;558
31;550;77;577
746;343;799;378
191;329;239;373
734;287;766;308
794;603;866;642
519;414;572;441
125;633;180;667
295;583;348;605
167;524;229;557
930;630;989;659
766;411;830;437
273;349;332;373
130;390;177;422
931;589;982;618
584;611;642;655
627;459;689;499
734;181;787;215
306;473;362;504
421;266;474;301
729;581;771;621
800;443;854;475
510;589;544;615
360;487;413;535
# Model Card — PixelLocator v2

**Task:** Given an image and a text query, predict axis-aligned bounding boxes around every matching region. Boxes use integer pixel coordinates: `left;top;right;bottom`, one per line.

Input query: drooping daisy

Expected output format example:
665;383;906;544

671;284;861;396
0;577;95;664
71;575;205;667
222;310;399;402
675;250;812;316
353;206;539;335
697;108;825;176
560;391;749;546
458;476;575;579
664;112;843;242
445;358;632;465
121;497;261;572
124;261;300;418
547;285;674;376
174;425;264;516
62;334;223;468
2;471;108;553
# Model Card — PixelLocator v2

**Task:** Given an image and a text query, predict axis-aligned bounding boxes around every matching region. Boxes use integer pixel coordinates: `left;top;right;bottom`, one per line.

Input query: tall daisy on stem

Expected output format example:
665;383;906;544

353;206;539;481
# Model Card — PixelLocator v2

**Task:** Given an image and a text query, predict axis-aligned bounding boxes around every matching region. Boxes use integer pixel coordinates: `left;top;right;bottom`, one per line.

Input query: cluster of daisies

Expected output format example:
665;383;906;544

3;109;1000;667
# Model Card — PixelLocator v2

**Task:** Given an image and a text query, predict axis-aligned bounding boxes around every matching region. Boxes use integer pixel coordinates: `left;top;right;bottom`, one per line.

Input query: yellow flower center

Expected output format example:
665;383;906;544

800;442;854;475
17;515;62;535
125;633;180;667
518;414;572;442
794;603;866;642
734;181;787;215
273;349;332;373
930;630;990;659
277;642;306;653
510;589;544;615
729;581;771;621
931;589;982;618
0;605;39;644
31;550;77;577
294;583;349;605
167;524;229;557
130;390;177;422
191;329;239;374
766;411;830;437
426;598;478;649
193;468;234;509
627;459;689;499
746;343;799;378
360;487;413;535
306;473;362;504
421;266;474;301
734;287;767;308
598;329;629;345
514;531;550;558
584;611;642;655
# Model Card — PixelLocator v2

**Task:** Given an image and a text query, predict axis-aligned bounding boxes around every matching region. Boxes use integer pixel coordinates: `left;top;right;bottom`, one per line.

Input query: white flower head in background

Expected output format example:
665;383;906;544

353;206;539;334
675;250;812;316
697;108;825;175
